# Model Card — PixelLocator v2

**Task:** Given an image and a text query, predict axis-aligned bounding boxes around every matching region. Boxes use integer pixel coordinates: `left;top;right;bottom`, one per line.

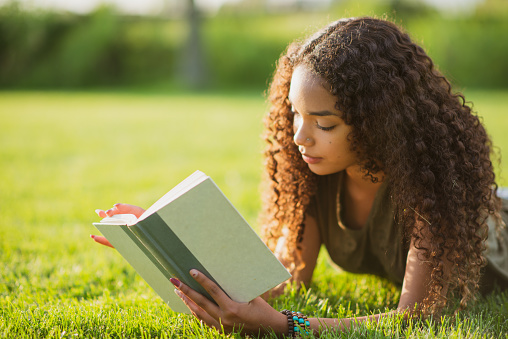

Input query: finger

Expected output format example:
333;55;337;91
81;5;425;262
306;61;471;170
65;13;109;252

111;203;145;218
189;269;233;309
104;205;120;217
173;277;222;319
174;289;221;330
95;209;107;218
90;235;114;248
102;204;125;217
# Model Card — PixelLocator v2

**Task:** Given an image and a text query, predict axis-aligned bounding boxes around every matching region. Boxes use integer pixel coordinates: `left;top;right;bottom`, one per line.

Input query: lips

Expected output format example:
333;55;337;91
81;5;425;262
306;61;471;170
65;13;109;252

301;154;322;164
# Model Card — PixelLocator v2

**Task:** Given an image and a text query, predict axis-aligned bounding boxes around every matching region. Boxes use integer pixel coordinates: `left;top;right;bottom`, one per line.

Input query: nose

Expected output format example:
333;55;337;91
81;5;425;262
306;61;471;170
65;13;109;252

293;122;312;147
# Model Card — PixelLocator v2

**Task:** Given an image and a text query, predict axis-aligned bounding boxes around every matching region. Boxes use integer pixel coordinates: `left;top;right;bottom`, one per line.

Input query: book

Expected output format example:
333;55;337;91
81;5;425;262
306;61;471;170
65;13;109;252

93;170;291;314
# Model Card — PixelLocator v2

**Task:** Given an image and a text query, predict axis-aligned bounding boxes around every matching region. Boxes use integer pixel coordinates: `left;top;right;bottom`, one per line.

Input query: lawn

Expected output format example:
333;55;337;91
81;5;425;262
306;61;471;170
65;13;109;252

0;89;507;338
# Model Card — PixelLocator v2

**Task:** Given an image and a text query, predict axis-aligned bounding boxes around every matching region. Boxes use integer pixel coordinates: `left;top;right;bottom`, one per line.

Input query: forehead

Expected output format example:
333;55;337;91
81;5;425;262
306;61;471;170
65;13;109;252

288;66;337;110
290;65;324;87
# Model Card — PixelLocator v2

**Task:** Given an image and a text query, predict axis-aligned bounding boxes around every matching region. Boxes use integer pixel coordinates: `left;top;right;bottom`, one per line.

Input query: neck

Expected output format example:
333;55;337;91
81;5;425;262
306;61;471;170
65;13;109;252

345;165;384;189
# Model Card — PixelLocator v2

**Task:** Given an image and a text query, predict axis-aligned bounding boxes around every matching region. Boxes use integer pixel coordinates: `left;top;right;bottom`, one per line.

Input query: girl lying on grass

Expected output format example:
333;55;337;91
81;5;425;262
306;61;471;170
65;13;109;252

93;17;508;337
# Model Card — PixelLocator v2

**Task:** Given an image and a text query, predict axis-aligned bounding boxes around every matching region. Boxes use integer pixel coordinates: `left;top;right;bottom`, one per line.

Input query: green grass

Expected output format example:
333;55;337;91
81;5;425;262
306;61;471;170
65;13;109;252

1;89;507;338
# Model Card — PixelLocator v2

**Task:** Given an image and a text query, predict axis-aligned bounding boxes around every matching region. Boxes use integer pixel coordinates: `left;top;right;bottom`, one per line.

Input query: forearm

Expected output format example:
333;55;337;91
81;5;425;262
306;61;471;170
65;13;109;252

305;311;399;335
264;215;320;302
261;274;310;300
261;283;286;300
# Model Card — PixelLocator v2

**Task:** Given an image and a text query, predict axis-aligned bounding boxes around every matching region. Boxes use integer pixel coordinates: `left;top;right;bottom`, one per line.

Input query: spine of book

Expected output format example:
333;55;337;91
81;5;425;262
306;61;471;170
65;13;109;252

129;213;223;303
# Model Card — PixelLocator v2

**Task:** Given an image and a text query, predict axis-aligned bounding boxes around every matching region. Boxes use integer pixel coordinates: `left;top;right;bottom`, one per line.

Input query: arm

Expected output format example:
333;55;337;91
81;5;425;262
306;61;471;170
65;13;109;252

305;238;443;332
173;235;448;336
398;237;444;311
265;214;321;298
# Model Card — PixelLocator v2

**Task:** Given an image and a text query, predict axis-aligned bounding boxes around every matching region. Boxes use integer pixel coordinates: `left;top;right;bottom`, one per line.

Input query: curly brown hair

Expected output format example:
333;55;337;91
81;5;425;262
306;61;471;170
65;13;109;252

260;16;502;313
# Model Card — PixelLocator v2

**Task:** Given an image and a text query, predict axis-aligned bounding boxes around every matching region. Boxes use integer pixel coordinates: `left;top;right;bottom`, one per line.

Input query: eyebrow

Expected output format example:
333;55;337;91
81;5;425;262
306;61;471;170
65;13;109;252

307;110;340;117
288;98;341;117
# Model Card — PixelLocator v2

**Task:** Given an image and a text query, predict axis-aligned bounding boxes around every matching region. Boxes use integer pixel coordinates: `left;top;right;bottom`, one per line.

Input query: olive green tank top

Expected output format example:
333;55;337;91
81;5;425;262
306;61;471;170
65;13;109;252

309;171;508;289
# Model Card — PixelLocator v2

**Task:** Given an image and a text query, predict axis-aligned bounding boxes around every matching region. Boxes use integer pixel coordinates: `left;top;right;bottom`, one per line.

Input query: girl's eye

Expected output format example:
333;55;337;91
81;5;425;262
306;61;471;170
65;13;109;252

291;105;336;131
317;123;336;131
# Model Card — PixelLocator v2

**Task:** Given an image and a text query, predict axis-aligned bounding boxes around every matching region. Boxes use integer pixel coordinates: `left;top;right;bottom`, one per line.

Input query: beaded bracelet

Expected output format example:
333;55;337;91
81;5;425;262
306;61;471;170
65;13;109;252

281;310;310;337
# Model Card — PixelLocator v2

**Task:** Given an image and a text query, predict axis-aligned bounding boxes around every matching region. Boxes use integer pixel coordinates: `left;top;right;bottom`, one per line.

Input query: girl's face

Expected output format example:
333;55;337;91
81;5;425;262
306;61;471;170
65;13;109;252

289;65;358;176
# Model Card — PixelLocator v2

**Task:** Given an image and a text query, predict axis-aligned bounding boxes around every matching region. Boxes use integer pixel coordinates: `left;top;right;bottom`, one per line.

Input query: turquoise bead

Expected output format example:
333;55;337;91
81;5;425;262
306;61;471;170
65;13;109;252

294;326;300;332
293;316;298;321
299;318;305;324
305;320;310;326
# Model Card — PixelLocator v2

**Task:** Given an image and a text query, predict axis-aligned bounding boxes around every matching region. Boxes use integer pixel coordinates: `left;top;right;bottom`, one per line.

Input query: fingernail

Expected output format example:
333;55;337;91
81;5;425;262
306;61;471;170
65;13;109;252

90;234;95;239
174;289;183;298
170;278;181;287
190;269;198;278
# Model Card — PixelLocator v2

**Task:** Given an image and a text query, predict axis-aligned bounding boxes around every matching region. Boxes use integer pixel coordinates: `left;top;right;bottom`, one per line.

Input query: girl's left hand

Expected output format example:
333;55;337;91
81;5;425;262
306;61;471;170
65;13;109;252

173;269;288;336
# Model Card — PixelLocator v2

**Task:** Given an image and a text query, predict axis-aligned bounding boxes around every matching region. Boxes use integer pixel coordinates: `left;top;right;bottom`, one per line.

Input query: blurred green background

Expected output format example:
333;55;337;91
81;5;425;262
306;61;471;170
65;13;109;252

1;0;507;91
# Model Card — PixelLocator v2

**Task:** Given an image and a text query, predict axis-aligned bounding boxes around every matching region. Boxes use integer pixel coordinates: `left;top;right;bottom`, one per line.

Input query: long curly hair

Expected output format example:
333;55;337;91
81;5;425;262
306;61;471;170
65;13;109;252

260;16;502;313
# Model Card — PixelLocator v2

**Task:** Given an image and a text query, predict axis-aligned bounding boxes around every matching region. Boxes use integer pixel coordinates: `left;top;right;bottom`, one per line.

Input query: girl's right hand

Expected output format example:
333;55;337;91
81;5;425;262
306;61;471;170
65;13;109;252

92;203;146;248
95;203;145;219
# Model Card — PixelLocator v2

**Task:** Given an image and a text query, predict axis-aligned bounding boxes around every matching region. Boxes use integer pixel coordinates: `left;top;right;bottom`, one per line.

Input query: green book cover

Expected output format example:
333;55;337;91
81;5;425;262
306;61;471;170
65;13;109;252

93;171;291;313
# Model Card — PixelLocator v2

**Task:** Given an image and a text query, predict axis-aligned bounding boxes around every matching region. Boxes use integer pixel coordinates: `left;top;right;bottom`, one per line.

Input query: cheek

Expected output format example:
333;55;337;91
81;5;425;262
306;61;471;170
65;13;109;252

325;139;339;156
327;137;350;157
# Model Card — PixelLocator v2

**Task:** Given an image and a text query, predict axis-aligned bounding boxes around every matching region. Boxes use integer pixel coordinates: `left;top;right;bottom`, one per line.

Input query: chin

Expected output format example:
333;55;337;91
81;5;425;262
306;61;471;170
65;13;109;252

308;166;340;176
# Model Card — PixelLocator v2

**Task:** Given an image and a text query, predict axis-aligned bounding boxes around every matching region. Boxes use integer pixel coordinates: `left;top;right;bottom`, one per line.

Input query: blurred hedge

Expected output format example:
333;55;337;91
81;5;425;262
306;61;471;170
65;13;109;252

0;1;507;90
406;16;508;89
0;4;177;88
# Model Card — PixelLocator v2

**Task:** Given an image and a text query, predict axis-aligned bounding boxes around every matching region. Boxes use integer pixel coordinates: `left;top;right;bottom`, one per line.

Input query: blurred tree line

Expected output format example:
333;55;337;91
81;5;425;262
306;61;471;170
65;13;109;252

0;0;507;90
